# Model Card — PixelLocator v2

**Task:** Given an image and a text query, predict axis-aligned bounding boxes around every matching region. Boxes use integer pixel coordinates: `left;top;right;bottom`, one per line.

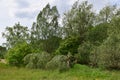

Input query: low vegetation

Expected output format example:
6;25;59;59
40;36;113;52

0;63;120;80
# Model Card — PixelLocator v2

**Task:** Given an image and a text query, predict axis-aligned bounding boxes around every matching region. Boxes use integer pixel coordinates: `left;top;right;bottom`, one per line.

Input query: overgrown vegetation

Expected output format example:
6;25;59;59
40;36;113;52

1;0;120;73
1;63;120;80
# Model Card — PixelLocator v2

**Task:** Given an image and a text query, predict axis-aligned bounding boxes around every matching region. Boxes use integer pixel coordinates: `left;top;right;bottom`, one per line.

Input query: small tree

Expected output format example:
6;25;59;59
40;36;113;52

6;42;32;66
2;23;29;48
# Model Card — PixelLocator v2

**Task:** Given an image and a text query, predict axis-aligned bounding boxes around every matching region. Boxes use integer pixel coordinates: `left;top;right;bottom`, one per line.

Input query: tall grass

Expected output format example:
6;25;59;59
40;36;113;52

0;63;120;80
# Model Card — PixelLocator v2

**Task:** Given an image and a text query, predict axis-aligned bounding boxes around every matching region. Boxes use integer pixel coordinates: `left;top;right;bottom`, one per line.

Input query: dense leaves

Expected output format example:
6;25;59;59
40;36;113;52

46;55;69;71
2;1;120;70
24;52;51;69
56;36;81;55
63;1;95;37
6;42;32;66
77;42;93;64
2;23;29;48
30;4;61;53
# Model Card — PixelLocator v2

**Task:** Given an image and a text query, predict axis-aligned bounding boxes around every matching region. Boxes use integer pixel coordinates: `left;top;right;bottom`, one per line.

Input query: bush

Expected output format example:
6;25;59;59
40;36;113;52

77;42;93;64
56;36;81;55
97;34;120;69
89;46;99;67
23;52;51;69
46;55;69;72
6;42;32;66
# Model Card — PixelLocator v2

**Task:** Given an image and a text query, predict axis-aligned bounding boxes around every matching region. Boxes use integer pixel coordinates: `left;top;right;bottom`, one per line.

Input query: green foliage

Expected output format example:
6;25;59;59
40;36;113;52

87;23;108;45
30;4;62;53
63;1;95;37
23;52;51;69
2;23;29;48
6;42;32;66
56;36;81;55
0;63;116;80
96;17;120;69
97;35;120;69
89;46;99;67
46;55;69;72
40;36;62;53
0;46;6;59
98;5;118;23
77;42;93;64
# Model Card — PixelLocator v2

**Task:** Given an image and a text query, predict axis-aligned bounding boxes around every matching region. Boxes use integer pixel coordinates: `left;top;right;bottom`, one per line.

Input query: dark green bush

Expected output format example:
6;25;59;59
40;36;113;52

87;23;108;45
0;46;6;59
56;36;81;55
23;52;51;69
6;42;32;66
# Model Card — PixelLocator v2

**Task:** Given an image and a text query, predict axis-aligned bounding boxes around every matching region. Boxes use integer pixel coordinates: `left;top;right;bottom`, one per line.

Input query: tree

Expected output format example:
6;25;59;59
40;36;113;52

98;5;120;23
63;1;95;37
56;36;82;55
30;4;61;53
6;42;32;66
2;23;29;48
87;23;108;45
94;17;120;69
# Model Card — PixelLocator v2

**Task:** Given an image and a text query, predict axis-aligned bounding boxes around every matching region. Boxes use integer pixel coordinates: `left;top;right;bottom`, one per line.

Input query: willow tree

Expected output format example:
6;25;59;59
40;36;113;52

31;4;61;53
63;1;95;37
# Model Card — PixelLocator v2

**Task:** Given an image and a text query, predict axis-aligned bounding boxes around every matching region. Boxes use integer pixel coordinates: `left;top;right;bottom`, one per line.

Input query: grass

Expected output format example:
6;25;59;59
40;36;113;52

0;63;120;80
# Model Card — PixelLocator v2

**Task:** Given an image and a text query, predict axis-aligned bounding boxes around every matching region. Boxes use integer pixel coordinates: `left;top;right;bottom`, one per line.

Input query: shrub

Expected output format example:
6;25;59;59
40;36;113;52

89;46;99;67
6;42;32;66
23;52;51;69
77;42;93;64
97;34;120;69
46;55;69;72
56;36;81;55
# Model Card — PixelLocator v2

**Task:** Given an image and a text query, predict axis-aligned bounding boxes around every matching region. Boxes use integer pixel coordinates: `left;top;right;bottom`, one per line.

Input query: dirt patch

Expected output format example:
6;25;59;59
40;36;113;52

0;59;7;64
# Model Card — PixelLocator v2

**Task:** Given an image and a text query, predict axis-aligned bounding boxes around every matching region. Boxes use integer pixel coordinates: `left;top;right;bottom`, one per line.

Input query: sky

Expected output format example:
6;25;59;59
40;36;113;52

0;0;120;45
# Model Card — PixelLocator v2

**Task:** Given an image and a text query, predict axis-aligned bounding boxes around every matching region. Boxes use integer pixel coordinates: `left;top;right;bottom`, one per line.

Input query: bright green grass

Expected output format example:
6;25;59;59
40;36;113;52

0;63;120;80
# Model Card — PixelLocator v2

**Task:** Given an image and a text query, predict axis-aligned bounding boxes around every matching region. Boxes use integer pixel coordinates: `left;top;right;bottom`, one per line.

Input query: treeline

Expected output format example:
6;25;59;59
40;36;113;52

2;1;120;70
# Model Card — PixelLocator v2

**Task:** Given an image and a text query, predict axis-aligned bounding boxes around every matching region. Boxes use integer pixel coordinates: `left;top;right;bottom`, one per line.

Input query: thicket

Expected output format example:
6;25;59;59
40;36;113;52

6;42;32;66
2;1;120;70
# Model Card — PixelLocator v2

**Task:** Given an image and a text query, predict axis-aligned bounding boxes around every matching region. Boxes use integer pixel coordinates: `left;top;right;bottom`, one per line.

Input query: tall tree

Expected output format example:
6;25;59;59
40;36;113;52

63;1;95;37
98;5;120;23
2;23;29;48
30;4;61;53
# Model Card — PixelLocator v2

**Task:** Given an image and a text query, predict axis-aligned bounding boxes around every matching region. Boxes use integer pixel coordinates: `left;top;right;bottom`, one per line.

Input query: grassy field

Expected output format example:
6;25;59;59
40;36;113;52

0;63;120;80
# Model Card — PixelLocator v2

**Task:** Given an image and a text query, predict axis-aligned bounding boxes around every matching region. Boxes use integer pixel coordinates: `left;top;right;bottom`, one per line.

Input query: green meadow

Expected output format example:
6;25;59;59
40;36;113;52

0;63;120;80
